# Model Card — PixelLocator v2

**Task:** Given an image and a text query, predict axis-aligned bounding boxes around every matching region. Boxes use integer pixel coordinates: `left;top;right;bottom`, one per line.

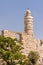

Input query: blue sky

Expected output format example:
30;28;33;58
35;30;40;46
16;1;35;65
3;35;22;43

0;0;43;39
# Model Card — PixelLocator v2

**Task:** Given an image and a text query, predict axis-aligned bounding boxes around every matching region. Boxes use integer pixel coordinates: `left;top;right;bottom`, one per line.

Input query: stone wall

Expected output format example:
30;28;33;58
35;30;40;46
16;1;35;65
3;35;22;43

1;30;22;40
1;30;16;39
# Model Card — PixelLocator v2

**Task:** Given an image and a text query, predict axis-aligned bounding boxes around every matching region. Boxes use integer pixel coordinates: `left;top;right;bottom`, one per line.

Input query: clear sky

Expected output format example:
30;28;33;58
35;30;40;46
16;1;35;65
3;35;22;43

0;0;43;39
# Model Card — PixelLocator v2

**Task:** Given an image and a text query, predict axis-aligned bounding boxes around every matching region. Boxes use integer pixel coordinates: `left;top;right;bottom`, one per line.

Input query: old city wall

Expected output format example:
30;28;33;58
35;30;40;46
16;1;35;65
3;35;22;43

1;30;22;40
1;30;43;58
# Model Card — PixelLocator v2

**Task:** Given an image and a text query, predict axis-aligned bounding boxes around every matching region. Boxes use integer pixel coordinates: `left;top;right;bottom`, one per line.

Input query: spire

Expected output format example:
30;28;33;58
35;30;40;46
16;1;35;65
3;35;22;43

26;9;31;16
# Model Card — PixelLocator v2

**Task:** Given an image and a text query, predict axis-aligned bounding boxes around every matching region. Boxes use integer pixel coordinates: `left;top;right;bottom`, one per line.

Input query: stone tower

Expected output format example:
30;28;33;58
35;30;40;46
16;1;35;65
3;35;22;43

24;10;33;35
1;9;43;65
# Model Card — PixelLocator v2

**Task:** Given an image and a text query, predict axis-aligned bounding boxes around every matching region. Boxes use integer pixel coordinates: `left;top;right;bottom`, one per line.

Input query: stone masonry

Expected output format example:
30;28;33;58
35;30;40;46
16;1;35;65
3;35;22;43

1;10;43;64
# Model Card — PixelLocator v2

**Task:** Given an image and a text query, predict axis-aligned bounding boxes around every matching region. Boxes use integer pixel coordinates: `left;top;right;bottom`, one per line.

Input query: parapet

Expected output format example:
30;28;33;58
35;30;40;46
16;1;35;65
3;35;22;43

1;30;23;41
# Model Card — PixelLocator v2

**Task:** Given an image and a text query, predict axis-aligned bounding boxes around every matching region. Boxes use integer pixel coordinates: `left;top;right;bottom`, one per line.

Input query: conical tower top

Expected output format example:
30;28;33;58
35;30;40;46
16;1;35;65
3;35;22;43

26;9;31;16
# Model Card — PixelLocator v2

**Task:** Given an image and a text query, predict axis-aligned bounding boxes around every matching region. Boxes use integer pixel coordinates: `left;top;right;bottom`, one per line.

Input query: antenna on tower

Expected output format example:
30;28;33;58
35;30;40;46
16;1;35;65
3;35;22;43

27;8;29;10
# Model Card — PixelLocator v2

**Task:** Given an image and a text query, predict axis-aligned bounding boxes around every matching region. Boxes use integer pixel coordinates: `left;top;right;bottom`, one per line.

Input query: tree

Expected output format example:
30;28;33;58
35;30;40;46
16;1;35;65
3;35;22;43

0;35;26;65
0;35;39;65
27;51;39;65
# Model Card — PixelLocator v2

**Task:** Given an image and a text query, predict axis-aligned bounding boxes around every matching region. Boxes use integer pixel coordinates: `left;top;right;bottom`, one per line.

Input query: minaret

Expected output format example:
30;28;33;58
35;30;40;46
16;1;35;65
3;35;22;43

24;9;33;36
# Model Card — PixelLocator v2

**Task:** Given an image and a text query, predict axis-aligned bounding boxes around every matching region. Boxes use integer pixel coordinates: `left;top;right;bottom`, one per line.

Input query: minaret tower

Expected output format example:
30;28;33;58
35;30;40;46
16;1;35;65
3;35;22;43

24;9;33;36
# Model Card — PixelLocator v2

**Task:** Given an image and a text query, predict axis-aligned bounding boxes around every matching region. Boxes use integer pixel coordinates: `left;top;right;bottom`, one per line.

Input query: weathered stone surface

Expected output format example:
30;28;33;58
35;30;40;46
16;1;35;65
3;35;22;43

1;9;43;64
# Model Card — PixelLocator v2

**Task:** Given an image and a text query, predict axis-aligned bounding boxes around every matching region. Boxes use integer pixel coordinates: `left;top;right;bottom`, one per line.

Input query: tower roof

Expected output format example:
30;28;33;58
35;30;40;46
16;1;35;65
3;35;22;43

26;9;31;14
26;9;31;16
25;9;33;19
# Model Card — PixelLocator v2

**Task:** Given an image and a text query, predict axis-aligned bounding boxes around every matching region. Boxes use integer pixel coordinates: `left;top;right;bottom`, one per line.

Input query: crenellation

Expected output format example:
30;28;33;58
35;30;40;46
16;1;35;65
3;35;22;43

1;30;16;39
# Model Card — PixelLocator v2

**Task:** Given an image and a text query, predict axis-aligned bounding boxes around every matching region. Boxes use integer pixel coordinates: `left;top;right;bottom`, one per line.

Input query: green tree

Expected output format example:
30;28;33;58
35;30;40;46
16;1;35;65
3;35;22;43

0;35;26;65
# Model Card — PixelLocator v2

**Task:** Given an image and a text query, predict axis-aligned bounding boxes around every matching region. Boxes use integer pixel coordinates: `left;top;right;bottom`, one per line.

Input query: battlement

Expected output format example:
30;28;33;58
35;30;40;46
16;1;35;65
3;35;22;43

1;30;22;41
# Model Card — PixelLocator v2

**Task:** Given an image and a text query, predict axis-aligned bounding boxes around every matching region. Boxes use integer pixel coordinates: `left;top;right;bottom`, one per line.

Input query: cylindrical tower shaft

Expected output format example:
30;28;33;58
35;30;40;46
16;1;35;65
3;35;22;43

24;10;33;35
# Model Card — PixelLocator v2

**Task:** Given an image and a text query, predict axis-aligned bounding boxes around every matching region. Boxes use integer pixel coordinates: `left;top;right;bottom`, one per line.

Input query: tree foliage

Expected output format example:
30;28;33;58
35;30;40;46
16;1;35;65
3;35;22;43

27;51;39;65
0;35;39;65
0;35;26;65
